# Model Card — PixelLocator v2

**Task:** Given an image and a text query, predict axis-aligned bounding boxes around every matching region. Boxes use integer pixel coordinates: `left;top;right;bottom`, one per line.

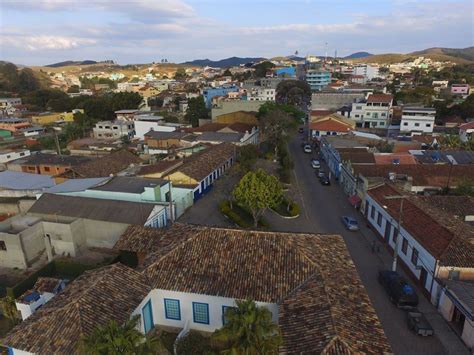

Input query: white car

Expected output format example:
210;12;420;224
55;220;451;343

303;144;312;153
311;159;320;169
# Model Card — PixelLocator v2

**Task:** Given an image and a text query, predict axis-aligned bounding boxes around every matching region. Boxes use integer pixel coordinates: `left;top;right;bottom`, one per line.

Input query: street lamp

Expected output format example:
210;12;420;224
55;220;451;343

383;195;409;272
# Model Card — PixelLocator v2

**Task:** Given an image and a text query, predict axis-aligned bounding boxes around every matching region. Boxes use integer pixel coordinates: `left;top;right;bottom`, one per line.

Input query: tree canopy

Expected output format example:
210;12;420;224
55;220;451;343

275;80;311;107
184;96;209;127
212;299;282;354
80;315;162;355
0;62;40;92
232;169;283;227
252;61;275;78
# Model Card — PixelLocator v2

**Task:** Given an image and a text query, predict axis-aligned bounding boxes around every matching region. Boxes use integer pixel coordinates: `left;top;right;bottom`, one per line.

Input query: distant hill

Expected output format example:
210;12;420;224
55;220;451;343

182;56;266;68
344;52;373;59
352;47;474;64
411;47;474;62
45;60;115;68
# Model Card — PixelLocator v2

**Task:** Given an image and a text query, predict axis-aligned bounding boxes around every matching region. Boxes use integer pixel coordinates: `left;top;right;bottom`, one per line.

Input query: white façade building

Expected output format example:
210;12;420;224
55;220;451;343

365;184;474;303
3;226;391;354
400;106;436;133
350;93;393;129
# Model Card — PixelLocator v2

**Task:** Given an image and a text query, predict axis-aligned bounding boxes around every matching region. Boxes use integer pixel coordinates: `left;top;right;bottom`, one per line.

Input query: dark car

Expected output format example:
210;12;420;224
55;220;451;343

319;175;330;185
378;270;419;309
298;127;304;133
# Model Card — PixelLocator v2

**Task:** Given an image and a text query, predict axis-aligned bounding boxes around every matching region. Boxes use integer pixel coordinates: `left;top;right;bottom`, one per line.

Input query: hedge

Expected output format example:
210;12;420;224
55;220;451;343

219;200;269;229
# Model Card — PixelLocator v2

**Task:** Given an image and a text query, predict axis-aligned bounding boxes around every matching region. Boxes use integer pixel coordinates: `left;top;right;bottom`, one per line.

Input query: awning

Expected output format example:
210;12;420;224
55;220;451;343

348;195;361;207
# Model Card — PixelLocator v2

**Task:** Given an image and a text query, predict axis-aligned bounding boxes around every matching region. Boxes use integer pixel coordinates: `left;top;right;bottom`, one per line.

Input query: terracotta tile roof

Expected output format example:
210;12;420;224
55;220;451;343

309;119;353;133
187;122;255;133
460;121;474;130
114;223;201;257
144;227;391;353
172;143;236;182
374;153;417;165
2;263;151;354
367;94;393;104
354;164;474;188
12;153;91;167
418;195;474;221
137;160;183;177
340;151;375;164
368;184;474;266
66;150;141;178
310;110;336;118
33;277;62;294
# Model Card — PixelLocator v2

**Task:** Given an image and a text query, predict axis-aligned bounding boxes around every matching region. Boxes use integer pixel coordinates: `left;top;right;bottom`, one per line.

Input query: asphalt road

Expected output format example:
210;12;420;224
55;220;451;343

277;135;467;355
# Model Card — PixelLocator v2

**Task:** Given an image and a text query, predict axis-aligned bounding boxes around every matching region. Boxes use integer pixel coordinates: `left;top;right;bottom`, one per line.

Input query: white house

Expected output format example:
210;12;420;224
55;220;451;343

3;226;392;354
400;107;436;133
15;277;65;320
366;184;474;302
92;120;135;140
134;115;177;139
351;93;393;129
0;149;30;164
437;280;474;349
352;64;380;80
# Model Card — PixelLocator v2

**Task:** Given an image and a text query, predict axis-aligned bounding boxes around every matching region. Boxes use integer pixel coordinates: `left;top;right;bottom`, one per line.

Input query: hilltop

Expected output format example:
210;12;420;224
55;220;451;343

182;56;265;68
352;47;474;64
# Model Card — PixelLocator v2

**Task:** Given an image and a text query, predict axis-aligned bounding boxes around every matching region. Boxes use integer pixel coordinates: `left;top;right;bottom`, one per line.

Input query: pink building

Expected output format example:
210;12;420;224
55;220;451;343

451;84;470;96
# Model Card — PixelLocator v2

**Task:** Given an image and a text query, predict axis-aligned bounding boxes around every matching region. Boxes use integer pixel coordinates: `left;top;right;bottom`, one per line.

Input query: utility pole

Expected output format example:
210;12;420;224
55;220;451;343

384;195;408;272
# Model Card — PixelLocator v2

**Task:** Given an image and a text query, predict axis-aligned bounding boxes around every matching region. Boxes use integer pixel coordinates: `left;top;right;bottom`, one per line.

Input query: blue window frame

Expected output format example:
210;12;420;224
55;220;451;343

164;298;181;320
222;305;237;326
192;302;209;324
142;300;154;333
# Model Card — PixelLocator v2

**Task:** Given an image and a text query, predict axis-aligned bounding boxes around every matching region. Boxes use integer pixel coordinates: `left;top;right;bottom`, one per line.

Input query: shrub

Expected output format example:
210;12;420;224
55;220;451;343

219;201;251;228
288;201;300;216
176;331;212;355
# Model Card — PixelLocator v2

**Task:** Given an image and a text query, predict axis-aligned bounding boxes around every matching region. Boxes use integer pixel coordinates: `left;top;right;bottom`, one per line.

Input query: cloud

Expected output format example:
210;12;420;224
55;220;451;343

1;33;97;51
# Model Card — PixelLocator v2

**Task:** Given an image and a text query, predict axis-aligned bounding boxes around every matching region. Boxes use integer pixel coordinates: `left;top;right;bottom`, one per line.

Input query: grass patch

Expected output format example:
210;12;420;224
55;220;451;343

272;198;300;217
219;201;269;229
0;316;13;338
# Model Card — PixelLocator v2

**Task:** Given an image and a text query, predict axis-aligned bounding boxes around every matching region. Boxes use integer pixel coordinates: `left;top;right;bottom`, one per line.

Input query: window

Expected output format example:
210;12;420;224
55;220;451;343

0;241;6;251
414;123;420;127
44;166;50;172
192;302;209;324
377;212;382;226
354;114;359;118
20;152;25;156
6;155;10;159
381;113;386;117
411;248;419;266
164;299;181;320
448;270;460;280
402;238;408;255
222;306;237;325
403;122;408;126
370;205;375;219
393;227;399;243
426;123;431;127
380;122;385;126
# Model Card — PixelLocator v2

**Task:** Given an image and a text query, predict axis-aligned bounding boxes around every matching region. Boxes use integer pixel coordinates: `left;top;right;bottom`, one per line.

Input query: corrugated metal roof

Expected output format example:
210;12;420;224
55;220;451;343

0;171;55;190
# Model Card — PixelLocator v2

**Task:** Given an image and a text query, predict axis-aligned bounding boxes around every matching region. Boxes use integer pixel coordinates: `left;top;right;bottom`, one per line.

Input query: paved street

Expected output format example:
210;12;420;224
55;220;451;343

270;136;467;355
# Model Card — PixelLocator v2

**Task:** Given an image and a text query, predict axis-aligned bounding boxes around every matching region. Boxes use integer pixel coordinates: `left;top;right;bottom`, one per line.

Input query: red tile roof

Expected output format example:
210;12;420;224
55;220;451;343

374;153;417;165
309;119;352;133
460;121;474;130
367;94;393;104
368;184;454;258
311;110;335;118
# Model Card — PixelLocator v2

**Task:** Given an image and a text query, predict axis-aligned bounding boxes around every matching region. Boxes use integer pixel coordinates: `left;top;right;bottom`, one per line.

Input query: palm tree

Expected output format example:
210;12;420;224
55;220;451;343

442;134;461;149
80;315;163;355
0;296;20;326
212;300;282;354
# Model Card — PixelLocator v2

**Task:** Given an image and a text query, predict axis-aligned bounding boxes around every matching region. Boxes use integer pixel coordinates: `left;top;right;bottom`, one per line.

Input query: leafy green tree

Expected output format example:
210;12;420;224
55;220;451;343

222;68;232;77
452;179;474;197
212;299;282;354
233;169;283;227
275;80;311;106
174;68;188;80
238;144;259;172
442;135;462;149
0;296;20;326
252;61;275;78
258;107;297;159
184;96;209;127
80;315;162;355
176;331;212;355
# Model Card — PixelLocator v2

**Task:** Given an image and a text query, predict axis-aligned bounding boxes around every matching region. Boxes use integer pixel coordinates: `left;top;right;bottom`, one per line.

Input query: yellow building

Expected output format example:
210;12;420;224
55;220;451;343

31;109;84;125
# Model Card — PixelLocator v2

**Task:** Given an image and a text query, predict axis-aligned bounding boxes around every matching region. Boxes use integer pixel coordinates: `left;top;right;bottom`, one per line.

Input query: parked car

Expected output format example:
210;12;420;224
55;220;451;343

298;127;304;134
311;159;320;169
407;310;434;336
341;216;359;231
319;175;330;185
317;169;325;177
378;270;419;309
303;144;312;153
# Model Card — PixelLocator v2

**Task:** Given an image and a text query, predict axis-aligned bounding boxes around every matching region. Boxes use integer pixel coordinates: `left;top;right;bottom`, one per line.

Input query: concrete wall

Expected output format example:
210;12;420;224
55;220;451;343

172;187;194;218
82;219;129;249
132;289;279;334
42;219;86;257
211;101;264;120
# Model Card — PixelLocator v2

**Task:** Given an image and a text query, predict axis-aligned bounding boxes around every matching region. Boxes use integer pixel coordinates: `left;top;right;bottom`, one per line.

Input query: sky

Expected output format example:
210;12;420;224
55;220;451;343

0;0;473;66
